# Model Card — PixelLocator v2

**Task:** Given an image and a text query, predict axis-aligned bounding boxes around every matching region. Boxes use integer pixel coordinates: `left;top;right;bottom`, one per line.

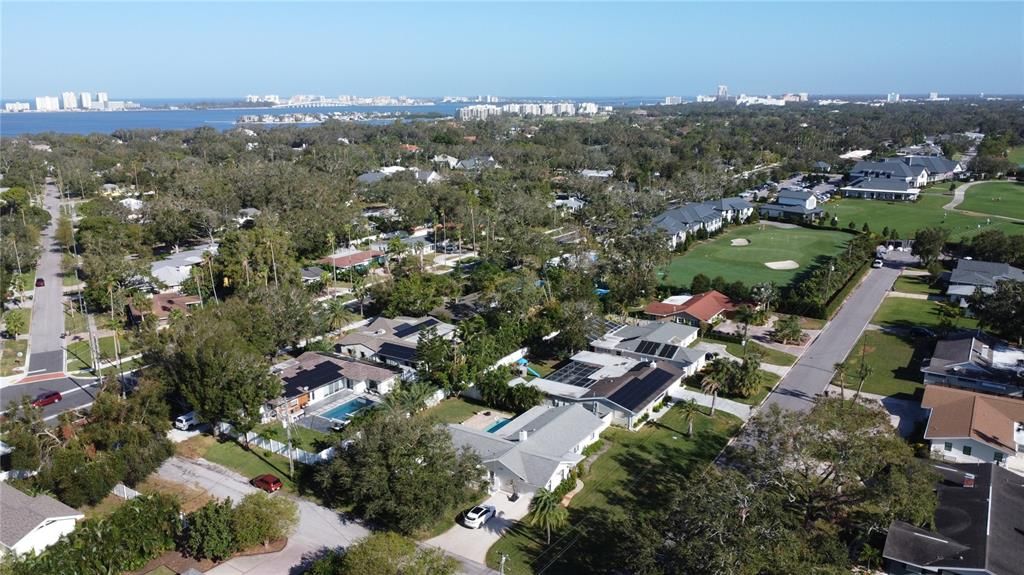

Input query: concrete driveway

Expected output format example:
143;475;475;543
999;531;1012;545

424;490;532;565
157;457;369;575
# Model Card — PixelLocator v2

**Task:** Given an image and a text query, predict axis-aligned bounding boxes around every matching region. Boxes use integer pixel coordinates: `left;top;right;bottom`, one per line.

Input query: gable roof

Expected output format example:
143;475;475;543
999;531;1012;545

591;322;703;367
923;333;1024;389
0;483;83;550
585;361;684;412
644;290;737;322
842;176;918;193
851;159;924;179
777;188;814;201
278;352;398;398
900;155;960;173
922;385;1024;453
319;250;381;268
651;203;721;234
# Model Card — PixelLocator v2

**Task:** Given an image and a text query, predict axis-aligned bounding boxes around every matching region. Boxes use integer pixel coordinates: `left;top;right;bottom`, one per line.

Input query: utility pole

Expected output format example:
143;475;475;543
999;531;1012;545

268;240;280;287
500;553;508;575
279;400;295;477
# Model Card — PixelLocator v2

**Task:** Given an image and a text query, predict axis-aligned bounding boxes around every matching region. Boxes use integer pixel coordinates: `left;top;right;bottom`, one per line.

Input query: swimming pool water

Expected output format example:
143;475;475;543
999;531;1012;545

323;397;373;421
486;418;512;433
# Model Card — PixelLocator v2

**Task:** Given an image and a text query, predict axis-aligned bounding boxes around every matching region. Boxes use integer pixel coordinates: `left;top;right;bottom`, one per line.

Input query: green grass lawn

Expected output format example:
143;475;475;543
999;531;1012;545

253;421;333;453
841;331;925;397
660;225;851;289
1008;146;1024;167
892;275;940;296
487;407;741;574
957;181;1024;220
64;309;89;335
873;297;978;332
722;339;796;366
826;193;1019;240
203;438;307;494
66;334;141;371
420;396;490;425
0;339;29;376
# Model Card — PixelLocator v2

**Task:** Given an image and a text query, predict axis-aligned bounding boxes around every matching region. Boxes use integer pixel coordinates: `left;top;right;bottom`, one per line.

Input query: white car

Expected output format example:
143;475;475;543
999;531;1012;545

872;259;884;269
462;505;496;529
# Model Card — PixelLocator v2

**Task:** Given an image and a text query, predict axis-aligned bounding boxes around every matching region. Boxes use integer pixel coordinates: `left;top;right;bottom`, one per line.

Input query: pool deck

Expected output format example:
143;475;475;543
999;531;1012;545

296;390;379;433
461;409;514;431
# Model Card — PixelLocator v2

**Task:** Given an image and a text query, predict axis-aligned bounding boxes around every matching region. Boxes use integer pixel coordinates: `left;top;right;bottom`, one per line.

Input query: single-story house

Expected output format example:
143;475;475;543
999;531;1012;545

319;249;382;271
301;266;327;284
644;290;737;326
946;259;1024;304
356;167;442;185
514;350;689;429
590;322;704;374
431;154;459;170
456;156;500;170
579;169;613;179
127;291;203;327
236;207;261;226
921;385;1024;473
447;403;611;494
552;195;586;212
0;482;84;557
274;351;400;414
921;334;1024;397
150;244;218;290
336;316;456;371
840;177;920;201
882;463;1024;575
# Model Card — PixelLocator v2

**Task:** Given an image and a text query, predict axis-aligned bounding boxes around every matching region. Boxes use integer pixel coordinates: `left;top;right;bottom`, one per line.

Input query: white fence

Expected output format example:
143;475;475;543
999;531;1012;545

112;482;142;500
216;423;337;465
487;347;529;371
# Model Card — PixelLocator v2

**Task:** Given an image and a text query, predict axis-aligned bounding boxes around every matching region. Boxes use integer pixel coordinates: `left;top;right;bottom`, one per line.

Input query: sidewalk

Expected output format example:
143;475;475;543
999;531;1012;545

669;387;753;421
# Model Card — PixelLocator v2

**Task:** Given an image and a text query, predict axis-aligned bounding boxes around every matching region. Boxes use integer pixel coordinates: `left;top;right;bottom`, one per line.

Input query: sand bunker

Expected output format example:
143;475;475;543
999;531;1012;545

730;238;750;246
764;260;800;270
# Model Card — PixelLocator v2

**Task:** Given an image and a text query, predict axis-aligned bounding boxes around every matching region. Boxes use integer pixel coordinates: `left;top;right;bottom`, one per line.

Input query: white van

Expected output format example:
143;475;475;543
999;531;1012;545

174;411;199;431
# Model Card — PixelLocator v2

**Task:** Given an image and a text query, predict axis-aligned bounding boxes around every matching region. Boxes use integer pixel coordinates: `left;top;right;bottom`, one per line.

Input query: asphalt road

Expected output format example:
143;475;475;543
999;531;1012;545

0;376;100;420
27;181;66;367
759;253;910;413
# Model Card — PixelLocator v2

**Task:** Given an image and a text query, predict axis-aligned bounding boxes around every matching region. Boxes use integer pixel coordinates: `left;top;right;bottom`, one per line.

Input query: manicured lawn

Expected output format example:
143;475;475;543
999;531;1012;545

420;396;488;425
487;407;741;574
873;297;978;331
253;421;333;453
660;225;851;289
64;309;89;335
841;331;925;397
1008;146;1024;167
203;437;306;494
958;181;1024;221
826;193;1018;240
892;275;940;296
798;316;827;330
66;334;140;371
713;370;780;406
0;339;28;376
722;339;796;366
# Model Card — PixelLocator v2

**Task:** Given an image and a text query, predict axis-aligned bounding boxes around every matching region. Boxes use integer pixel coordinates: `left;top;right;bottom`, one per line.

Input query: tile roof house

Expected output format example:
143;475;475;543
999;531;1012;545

127;292;203;327
644;290;737;326
0;482;84;556
336;316;456;371
513;350;691;430
882;463;1024;575
921;334;1024;397
273;351;400;414
447;404;610;494
946;259;1024;303
319;249;382;270
921;385;1024;474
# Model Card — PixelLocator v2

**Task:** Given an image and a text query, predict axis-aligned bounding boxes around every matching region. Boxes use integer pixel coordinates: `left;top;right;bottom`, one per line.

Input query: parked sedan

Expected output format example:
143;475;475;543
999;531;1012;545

462;505;496;529
35;278;45;287
251;474;283;493
872;259;884;269
31;391;62;407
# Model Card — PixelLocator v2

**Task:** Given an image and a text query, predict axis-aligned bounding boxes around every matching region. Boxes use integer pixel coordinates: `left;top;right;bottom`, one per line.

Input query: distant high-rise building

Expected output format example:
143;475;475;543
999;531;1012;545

929;91;939;100
717;85;729;97
97;92;109;108
798;92;808;102
887;92;901;103
4;102;31;112
61;91;78;110
34;96;60;112
80;92;93;109
663;96;683;105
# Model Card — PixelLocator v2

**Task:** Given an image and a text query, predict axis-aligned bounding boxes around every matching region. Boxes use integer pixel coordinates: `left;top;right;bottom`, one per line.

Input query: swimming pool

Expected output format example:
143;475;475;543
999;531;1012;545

323;397;374;421
486;418;512;433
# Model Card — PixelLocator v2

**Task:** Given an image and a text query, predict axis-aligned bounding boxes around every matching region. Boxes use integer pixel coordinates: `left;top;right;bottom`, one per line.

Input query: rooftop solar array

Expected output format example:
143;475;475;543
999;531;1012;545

378;341;418;362
546;361;601;388
586;316;624;342
634;339;679;360
607;368;678;411
392;318;439;339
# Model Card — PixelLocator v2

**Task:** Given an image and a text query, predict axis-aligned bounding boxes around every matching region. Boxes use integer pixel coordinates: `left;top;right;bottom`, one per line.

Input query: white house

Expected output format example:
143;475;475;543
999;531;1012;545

0;483;84;557
273;351;400;415
336;316;456;372
921;385;1024;475
447;404;610;494
431;154;459;170
150;244;218;291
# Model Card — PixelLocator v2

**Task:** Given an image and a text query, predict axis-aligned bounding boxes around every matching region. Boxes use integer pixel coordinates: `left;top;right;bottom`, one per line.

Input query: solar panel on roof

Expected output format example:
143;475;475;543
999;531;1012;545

394;318;441;339
637;340;661;355
378;342;418;362
547;361;600;388
657;344;677;358
607;368;678;412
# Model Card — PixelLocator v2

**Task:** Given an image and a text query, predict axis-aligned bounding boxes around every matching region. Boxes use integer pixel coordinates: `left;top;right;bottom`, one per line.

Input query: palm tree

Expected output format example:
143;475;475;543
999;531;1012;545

383;381;436;414
701;375;721;416
529;487;569;544
832;362;848;400
322;298;350;332
735;304;755;346
682;398;699;436
854;338;873;400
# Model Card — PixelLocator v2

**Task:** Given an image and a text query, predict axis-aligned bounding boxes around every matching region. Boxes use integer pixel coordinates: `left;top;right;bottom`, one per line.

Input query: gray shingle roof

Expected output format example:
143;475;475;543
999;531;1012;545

949;259;1024;288
652;203;721;234
0;483;83;550
901;155;959;174
778;188;814;201
842;177;917;192
851;159;921;179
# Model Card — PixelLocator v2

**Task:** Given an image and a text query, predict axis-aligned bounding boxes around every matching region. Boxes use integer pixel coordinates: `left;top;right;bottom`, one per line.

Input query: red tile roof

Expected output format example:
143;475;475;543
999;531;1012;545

319;250;381;268
644;290;737;322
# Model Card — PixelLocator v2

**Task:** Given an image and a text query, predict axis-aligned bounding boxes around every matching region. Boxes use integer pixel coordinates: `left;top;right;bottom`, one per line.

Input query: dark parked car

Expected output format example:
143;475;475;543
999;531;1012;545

251;474;283;493
909;326;936;338
31;391;62;407
35;278;45;287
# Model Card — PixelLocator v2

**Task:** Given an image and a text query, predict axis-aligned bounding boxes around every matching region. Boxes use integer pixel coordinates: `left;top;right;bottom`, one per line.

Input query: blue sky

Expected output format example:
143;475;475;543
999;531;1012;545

2;2;1022;99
